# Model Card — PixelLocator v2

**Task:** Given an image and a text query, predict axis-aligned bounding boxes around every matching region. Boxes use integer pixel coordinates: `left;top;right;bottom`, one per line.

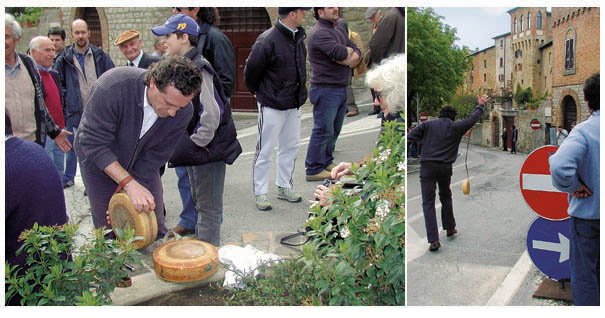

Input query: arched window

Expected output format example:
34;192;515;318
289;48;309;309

537;11;542;29
520;15;524;32
513;17;517;33
527;12;531;30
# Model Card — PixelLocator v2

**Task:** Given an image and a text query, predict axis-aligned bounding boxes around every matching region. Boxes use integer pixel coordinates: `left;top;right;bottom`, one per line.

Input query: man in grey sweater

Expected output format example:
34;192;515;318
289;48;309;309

74;56;201;238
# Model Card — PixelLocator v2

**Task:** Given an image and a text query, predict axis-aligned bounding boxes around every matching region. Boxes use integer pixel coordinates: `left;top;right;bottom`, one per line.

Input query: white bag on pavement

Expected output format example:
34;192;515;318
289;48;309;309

218;244;282;289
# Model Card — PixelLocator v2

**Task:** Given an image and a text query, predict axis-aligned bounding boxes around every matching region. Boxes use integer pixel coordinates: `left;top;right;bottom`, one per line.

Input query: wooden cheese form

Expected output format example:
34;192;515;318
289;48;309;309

108;192;158;249
152;238;219;282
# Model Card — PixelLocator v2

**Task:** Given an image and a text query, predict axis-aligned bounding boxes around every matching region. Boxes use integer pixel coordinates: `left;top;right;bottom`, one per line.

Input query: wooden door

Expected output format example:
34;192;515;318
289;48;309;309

562;95;577;131
217;8;272;112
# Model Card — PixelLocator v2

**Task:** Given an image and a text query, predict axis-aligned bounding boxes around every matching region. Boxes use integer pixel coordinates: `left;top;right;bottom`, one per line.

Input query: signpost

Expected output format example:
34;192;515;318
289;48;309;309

519;145;569;220
419;112;428;123
526;217;571;281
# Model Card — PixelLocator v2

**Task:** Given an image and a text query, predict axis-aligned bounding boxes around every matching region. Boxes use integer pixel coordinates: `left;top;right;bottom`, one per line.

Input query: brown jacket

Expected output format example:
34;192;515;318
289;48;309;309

349;30;367;77
369;7;405;66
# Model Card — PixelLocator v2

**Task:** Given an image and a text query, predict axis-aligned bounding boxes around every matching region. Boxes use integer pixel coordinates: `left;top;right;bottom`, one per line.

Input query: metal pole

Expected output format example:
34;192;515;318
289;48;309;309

416;92;419;125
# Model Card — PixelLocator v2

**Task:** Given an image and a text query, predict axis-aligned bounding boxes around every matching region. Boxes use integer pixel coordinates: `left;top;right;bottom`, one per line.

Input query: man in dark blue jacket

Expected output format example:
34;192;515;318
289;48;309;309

172;7;236;99
244;7;310;211
305;7;360;181
408;95;489;251
54;19;114;189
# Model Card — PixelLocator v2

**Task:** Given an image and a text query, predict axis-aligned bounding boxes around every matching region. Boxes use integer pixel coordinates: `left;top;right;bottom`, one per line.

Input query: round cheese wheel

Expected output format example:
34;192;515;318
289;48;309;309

108;192;158;249
152;238;219;282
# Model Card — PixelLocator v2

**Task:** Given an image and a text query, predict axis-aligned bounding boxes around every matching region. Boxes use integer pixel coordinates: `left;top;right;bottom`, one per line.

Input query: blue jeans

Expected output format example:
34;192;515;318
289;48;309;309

187;162;225;247
305;85;347;175
63;125;77;185
44;135;65;181
570;216;600;306
175;166;198;230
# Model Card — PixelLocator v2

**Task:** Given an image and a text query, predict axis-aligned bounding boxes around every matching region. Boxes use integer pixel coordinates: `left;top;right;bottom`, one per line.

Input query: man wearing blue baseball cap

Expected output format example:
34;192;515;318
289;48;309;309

152;14;241;246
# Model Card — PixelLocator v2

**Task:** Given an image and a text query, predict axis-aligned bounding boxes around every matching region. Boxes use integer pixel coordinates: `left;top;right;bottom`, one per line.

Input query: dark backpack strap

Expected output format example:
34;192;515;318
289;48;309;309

280;231;310;247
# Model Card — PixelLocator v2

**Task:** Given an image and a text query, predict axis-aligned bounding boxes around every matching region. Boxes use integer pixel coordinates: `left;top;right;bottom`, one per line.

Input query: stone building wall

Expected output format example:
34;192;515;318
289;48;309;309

516;100;550;153
550;7;600;127
468;46;496;94
493;33;512;96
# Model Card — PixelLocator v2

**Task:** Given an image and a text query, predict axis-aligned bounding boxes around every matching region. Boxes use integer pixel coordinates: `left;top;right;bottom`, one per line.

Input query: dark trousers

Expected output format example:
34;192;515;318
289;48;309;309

420;162;455;243
511;141;517;153
570;216;600;306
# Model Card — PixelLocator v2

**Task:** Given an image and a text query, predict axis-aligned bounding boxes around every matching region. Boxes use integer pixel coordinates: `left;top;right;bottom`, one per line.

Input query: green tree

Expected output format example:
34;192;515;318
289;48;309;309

407;7;471;119
451;93;478;119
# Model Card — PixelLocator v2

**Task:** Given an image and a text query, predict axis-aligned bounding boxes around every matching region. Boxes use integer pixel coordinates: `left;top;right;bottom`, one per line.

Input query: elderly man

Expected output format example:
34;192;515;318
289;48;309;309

152;37;167;57
30;36;68;180
47;26;66;59
74;56;201;238
550;73;600;306
152;14;241;245
54;19;114;189
114;29;160;69
245;7;310;210
304;7;360;181
171;7;236;99
408;95;489;252
5;15;71;152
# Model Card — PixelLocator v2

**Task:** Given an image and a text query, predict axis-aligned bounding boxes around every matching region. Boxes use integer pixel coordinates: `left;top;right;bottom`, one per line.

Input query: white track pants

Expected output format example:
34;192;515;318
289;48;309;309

252;104;301;196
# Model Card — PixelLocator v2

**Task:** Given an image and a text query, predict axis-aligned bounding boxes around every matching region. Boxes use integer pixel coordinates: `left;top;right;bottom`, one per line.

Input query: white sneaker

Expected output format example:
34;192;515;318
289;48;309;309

255;194;272;211
277;187;302;203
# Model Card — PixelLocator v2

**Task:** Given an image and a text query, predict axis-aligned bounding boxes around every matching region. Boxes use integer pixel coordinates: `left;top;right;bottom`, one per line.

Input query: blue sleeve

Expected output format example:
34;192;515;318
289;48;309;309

549;131;586;193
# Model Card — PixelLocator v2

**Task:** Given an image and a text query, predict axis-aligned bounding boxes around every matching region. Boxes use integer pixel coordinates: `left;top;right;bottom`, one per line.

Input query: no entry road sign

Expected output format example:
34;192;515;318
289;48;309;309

530;119;541;130
526;217;571;281
420;112;428;123
519;145;569;220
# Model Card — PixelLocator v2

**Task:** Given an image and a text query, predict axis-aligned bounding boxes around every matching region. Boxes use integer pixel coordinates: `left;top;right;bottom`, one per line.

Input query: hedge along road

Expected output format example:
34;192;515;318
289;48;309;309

406;144;568;306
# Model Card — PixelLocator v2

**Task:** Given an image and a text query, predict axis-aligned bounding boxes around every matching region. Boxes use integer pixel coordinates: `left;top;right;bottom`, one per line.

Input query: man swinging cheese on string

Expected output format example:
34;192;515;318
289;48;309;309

407;94;490;251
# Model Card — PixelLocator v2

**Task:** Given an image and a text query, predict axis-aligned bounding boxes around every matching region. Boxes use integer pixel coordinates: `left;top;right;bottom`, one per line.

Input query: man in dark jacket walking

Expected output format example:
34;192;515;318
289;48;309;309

305;7;361;181
54;19;114;189
172;7;236;99
408;95;489;251
153;14;241;246
244;7;310;210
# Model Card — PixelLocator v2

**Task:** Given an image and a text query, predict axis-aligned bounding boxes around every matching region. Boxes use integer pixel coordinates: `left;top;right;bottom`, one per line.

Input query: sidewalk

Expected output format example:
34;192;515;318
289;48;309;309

63;87;375;305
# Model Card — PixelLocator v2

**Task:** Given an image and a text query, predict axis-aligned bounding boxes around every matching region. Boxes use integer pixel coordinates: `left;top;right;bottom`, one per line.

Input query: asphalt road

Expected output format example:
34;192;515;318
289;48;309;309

406;144;570;306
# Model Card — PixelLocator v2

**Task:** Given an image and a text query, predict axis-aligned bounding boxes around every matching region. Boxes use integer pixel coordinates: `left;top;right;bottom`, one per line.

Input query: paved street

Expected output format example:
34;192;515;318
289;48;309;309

406;143;570;306
63;88;379;253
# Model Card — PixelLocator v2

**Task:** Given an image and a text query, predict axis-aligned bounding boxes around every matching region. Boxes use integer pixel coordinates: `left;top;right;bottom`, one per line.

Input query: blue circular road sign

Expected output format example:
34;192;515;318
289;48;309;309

526;217;571;281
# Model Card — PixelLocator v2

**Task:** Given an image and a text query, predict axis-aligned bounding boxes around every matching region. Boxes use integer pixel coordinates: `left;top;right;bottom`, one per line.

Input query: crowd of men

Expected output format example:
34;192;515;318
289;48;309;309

5;7;404;265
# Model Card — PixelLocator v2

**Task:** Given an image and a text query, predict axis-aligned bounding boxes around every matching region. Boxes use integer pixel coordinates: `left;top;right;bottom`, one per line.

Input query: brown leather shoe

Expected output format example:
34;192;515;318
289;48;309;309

447;229;458;237
324;163;337;172
429;241;441;251
346;110;359;117
306;170;333;181
170;224;195;236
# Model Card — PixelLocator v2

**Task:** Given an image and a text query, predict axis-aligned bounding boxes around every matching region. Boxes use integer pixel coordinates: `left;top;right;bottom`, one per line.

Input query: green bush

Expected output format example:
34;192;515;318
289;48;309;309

5;224;141;305
226;119;405;305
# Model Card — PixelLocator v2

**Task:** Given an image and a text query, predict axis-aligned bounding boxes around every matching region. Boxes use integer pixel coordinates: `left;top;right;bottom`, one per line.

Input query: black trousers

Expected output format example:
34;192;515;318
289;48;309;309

420;162;455;243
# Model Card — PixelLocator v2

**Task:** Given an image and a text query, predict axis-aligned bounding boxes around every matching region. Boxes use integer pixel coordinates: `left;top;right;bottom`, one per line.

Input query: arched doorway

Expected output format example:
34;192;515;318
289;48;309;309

493;116;500;147
217;8;272;112
73;8;102;48
562;95;577;131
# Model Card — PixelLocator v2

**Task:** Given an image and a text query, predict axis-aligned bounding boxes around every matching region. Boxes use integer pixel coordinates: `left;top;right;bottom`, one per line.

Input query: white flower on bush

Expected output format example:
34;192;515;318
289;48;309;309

376;200;391;221
340;226;350;238
370;194;379;202
397;162;405;171
377;149;392;162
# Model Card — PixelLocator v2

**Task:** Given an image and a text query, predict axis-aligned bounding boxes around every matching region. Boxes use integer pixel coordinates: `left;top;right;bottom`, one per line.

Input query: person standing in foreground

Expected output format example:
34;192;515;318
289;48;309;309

74;56;200;238
550;73;599;306
305;7;360;181
407;95;489;251
244;7;310;210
